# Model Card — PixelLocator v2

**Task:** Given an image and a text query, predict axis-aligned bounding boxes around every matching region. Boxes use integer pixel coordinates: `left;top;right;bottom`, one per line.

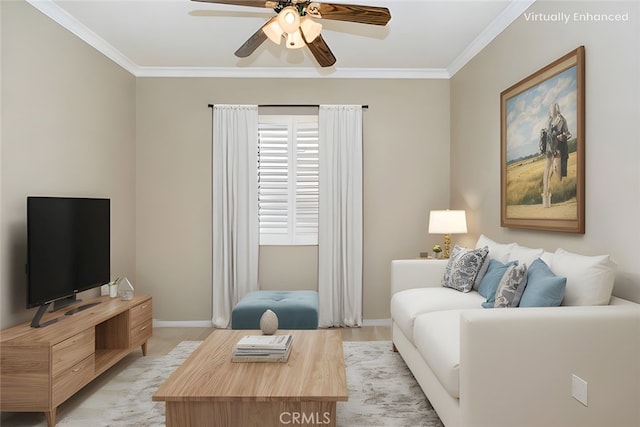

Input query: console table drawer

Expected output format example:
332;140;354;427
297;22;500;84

130;319;152;348
130;300;152;328
52;329;95;377
52;354;94;407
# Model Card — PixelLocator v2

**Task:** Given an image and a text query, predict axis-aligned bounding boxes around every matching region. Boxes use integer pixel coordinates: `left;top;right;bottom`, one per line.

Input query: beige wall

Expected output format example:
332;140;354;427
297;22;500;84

0;1;136;328
450;0;640;302
10;0;636;326
135;78;451;321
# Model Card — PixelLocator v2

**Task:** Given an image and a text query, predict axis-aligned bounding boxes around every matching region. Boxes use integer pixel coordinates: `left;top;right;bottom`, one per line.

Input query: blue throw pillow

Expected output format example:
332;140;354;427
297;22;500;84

478;259;518;308
519;258;566;307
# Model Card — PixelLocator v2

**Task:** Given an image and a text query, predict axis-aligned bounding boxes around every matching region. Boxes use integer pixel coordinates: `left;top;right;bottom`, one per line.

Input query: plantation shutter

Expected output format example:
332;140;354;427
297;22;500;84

258;121;289;241
258;116;319;245
295;122;319;243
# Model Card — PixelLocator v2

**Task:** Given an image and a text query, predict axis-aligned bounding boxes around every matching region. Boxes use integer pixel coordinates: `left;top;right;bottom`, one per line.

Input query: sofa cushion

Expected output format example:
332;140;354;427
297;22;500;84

391;288;484;344
519;258;566;307
508;244;544;267
477;259;517;302
540;251;554;266
413;310;464;398
551;249;616;306
443;245;489;293
492;263;528;308
476;234;515;263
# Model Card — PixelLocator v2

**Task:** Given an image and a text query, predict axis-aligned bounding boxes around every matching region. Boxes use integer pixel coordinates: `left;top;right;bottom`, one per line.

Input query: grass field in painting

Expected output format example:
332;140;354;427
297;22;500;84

506;151;577;220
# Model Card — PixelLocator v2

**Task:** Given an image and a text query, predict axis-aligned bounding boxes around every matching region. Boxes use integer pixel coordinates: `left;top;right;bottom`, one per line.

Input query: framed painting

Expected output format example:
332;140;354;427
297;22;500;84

500;46;585;233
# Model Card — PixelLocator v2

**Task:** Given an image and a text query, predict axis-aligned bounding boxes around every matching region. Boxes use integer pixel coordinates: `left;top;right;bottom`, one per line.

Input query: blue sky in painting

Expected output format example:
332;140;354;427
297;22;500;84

506;66;577;162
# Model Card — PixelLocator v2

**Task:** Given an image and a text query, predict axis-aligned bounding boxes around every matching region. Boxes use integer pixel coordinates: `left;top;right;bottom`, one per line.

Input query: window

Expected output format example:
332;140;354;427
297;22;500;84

258;115;319;245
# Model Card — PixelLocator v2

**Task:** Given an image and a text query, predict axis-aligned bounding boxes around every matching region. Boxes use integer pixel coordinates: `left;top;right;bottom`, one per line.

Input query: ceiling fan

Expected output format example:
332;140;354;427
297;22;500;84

192;0;391;67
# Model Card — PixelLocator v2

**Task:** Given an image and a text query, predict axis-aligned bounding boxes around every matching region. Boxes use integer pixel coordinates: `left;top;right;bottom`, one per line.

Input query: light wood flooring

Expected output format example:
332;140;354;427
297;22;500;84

147;324;392;356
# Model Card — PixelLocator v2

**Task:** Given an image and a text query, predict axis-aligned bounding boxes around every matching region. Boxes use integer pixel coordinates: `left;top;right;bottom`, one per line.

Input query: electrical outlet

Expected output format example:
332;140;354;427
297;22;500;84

572;374;588;406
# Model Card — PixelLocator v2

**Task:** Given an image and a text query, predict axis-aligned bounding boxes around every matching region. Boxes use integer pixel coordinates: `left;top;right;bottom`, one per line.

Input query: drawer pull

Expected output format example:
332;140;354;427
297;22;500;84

72;367;81;373
140;305;148;309
140;326;147;331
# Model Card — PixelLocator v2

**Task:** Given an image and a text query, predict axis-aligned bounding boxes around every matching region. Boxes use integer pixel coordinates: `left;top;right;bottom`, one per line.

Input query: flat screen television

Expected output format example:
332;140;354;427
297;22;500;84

27;196;110;327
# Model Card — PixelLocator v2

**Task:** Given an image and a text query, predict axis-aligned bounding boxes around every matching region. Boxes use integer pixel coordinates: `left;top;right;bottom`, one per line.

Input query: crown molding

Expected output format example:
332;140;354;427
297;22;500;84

447;0;537;77
26;0;139;75
135;66;450;79
26;0;534;80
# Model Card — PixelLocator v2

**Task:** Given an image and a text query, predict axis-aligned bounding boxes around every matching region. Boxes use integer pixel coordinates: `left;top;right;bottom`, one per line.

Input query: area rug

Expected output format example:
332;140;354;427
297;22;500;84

339;341;444;427
44;340;442;426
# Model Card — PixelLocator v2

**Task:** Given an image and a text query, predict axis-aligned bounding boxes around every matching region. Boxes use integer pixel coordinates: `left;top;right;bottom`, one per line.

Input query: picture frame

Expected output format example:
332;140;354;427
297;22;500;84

500;46;585;233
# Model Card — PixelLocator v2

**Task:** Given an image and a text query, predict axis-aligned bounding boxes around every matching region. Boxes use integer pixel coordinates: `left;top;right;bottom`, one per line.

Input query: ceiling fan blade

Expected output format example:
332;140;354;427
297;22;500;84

191;0;276;9
234;24;270;57
302;32;336;67
307;3;391;26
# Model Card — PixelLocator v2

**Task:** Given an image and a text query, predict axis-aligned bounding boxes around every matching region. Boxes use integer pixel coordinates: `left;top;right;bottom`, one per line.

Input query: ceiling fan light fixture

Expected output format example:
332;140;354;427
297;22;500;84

300;17;322;43
277;6;301;34
285;29;305;49
262;17;283;45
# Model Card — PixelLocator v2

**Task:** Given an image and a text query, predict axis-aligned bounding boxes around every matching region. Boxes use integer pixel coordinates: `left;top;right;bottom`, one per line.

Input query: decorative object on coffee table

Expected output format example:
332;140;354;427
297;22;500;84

232;334;292;363
260;309;278;335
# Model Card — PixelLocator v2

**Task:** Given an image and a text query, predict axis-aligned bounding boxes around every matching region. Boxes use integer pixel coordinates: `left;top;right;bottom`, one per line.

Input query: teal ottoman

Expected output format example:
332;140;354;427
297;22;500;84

231;291;319;330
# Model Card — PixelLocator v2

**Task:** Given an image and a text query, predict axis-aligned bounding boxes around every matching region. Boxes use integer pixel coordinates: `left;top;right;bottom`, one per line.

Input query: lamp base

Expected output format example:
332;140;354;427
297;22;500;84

443;234;452;259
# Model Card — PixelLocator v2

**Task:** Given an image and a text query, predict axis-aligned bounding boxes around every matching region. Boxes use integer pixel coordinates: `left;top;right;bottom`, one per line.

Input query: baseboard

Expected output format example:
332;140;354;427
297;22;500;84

362;318;391;327
153;319;214;328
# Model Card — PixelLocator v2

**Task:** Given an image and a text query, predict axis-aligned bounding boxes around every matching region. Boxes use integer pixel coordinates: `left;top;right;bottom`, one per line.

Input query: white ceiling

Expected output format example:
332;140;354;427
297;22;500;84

27;0;536;78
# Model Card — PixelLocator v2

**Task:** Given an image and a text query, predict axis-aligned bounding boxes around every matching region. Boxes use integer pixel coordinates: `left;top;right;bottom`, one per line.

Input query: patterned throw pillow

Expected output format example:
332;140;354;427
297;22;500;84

493;263;528;308
442;245;490;293
479;259;518;307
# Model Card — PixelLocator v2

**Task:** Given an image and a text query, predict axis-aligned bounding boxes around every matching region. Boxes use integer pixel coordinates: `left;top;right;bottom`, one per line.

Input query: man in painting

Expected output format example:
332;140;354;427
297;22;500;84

540;102;572;208
547;102;571;178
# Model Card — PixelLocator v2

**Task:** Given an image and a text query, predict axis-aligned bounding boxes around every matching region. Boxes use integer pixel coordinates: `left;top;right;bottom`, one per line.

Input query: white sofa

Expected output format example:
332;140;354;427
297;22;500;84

390;236;640;427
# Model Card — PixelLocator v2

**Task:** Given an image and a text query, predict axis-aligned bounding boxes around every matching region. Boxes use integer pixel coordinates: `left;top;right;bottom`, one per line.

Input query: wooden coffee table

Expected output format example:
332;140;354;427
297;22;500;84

152;329;348;427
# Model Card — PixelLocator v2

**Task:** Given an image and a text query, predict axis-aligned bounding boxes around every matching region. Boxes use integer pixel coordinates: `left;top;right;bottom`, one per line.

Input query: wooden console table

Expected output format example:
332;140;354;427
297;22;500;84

0;294;152;426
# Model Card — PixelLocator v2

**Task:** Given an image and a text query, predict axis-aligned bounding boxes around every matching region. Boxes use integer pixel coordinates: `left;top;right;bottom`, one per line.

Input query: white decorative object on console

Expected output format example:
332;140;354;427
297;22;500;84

118;277;135;301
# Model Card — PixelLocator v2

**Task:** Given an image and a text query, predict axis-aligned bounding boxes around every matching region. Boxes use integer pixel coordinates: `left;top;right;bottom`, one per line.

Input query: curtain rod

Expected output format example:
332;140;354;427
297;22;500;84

207;104;368;109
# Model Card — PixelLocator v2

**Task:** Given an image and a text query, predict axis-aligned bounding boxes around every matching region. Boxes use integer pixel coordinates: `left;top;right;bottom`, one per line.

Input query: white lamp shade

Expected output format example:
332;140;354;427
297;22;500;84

277;6;301;34
428;210;467;234
300;17;322;43
262;17;283;45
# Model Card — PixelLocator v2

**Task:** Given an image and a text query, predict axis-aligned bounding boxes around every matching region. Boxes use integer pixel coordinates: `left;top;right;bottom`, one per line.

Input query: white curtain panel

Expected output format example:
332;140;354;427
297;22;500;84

318;105;364;327
211;105;259;328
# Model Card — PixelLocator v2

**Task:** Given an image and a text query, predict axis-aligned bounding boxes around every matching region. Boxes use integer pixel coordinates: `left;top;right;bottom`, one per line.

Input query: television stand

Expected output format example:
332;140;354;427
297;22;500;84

0;295;152;427
65;301;102;315
29;302;59;328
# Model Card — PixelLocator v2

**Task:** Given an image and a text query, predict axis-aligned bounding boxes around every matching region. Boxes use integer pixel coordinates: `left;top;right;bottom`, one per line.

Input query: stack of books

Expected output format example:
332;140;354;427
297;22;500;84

232;334;293;363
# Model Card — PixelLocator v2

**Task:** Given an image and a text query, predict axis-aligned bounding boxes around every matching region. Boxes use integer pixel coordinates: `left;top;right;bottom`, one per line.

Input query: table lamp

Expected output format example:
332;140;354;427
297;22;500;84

428;210;467;258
